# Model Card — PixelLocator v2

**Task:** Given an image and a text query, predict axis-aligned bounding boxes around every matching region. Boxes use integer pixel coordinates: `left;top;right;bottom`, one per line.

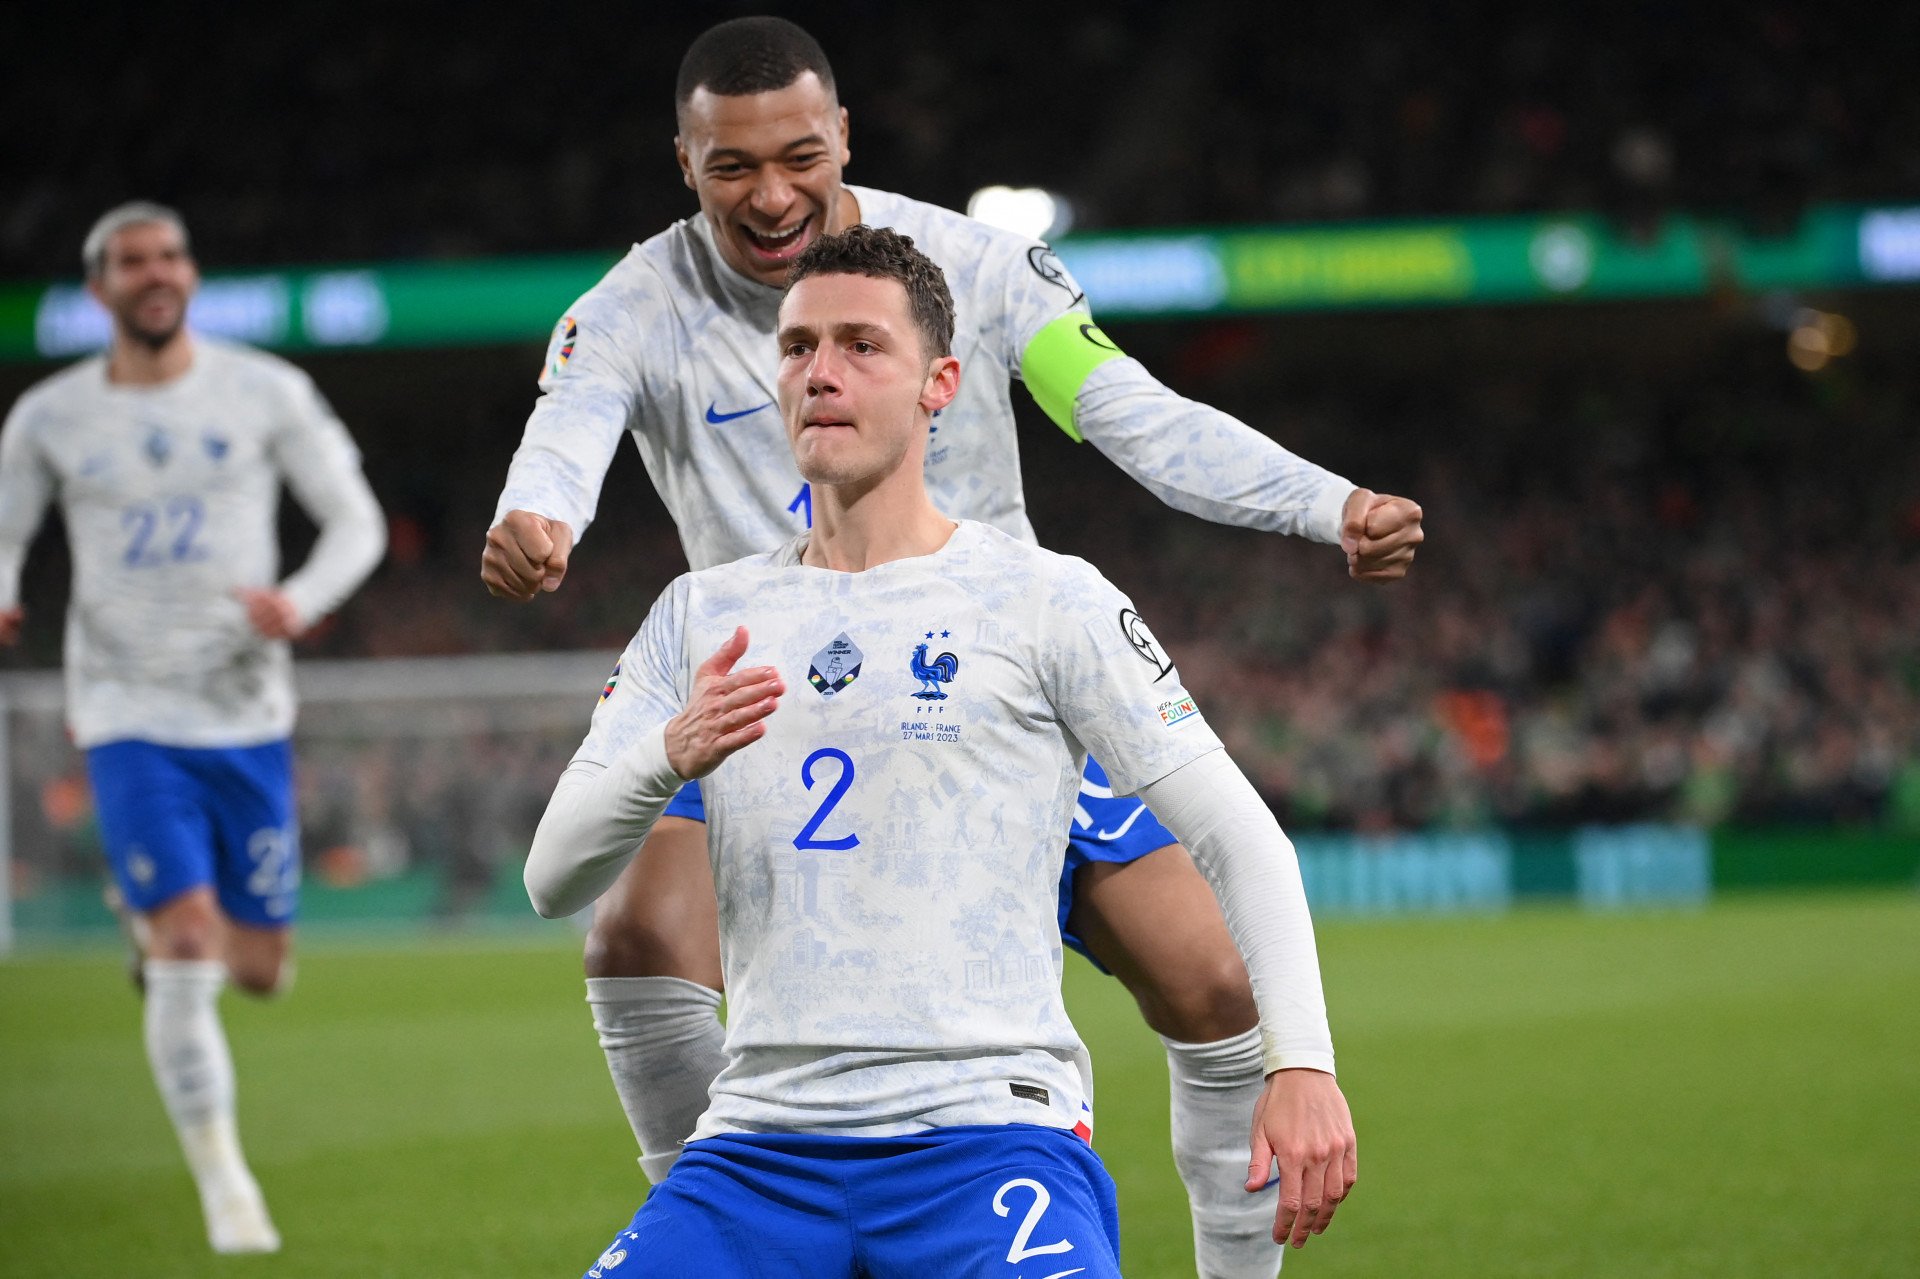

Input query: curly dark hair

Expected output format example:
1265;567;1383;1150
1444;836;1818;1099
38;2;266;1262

676;17;835;116
784;225;956;359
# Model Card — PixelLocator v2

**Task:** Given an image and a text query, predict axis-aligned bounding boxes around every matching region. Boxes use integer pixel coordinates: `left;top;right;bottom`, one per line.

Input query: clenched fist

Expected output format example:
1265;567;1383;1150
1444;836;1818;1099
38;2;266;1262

482;509;575;601
1340;488;1424;583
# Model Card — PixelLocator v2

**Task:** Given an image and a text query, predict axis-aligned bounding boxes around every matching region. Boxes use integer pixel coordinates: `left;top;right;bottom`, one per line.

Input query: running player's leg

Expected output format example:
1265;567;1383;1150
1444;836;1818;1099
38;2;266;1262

582;782;727;1183
856;1126;1122;1279
202;740;300;998
193;738;304;1250
1062;760;1278;1279
576;1134;856;1278
87;741;280;1254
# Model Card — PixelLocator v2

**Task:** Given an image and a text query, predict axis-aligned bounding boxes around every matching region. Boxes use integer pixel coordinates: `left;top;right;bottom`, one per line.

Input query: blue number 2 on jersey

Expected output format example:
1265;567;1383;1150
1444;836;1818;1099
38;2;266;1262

793;747;858;851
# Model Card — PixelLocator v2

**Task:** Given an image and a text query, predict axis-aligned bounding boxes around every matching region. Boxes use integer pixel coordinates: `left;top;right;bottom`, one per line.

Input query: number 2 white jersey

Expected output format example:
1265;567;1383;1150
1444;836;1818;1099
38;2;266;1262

576;522;1223;1139
0;338;385;748
494;184;1353;572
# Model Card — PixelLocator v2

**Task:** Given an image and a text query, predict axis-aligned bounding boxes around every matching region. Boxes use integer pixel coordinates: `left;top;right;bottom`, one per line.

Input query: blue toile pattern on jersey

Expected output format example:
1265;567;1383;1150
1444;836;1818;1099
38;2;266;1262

572;521;1222;1141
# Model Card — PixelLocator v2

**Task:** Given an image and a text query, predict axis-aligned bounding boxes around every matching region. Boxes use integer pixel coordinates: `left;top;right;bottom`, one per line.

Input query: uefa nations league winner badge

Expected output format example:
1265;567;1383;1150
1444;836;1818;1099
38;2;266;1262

808;633;863;697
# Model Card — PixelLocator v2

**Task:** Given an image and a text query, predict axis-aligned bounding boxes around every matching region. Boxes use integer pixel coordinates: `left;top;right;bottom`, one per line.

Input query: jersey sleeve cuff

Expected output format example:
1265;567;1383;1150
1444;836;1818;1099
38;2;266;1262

491;492;587;540
278;579;326;628
614;722;688;807
1262;1044;1338;1077
1307;479;1357;547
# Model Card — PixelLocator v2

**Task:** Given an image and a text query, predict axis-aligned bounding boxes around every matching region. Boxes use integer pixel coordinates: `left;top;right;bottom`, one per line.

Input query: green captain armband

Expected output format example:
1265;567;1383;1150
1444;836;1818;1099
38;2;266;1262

1019;312;1127;443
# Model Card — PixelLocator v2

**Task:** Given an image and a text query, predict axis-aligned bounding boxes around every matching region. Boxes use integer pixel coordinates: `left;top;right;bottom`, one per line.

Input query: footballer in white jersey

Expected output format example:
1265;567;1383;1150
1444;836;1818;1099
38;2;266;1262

527;226;1353;1279
0;338;382;751
570;522;1236;1141
487;19;1406;1278
0;204;385;1255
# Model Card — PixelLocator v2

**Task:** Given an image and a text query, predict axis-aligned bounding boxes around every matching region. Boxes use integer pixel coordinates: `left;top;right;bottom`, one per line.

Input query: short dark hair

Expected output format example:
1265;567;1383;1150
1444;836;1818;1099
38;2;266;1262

785;226;956;360
676;17;835;116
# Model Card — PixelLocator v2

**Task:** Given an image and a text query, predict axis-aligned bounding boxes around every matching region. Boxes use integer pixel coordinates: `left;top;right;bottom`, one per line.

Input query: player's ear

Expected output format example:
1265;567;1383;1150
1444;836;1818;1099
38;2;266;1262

836;105;851;167
675;136;696;192
921;354;961;415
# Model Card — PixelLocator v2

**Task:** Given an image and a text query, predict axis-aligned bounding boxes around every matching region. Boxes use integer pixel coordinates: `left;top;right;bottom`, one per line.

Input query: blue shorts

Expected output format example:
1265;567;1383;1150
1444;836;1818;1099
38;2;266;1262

86;739;300;928
581;1125;1120;1279
661;757;1174;969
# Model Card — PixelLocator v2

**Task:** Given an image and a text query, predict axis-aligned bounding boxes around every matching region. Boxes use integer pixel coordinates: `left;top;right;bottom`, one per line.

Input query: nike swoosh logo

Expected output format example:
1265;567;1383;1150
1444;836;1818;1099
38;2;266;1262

705;400;774;424
1034;1269;1085;1279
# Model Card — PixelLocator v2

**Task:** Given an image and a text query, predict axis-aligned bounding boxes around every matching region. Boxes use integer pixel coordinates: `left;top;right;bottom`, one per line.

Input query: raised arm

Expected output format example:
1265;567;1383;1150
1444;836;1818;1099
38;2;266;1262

0;396;57;644
526;614;783;917
485;292;647;600
1006;244;1423;578
526;728;684;919
266;373;386;636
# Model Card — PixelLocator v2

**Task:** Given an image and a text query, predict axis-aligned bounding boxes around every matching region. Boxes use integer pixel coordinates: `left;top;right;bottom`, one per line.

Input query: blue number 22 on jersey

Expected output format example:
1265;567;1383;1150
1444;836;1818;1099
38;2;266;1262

793;747;859;851
121;496;207;567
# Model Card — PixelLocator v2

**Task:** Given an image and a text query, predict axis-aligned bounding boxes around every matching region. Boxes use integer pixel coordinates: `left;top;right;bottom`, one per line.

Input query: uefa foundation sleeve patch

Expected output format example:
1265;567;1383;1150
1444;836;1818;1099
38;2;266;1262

1155;689;1200;728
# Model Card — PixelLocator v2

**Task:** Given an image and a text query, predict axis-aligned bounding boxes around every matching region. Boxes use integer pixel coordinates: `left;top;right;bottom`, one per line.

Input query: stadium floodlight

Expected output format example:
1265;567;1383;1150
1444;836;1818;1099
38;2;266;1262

1786;307;1857;372
966;186;1074;241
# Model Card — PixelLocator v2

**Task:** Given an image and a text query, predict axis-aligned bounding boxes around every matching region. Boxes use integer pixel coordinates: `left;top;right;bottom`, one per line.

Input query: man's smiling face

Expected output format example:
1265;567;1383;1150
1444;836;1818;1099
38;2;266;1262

676;72;852;288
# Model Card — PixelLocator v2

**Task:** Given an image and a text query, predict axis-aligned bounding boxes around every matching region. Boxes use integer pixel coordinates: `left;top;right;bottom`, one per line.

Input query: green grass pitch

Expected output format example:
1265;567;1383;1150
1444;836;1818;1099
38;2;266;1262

2;892;1915;1277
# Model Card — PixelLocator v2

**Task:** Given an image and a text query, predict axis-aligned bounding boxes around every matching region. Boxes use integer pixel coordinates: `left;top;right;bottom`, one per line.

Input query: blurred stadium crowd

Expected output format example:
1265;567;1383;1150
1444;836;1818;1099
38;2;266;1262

1137;351;1920;835
4;2;1917;278
18;337;1907;853
3;4;1916;904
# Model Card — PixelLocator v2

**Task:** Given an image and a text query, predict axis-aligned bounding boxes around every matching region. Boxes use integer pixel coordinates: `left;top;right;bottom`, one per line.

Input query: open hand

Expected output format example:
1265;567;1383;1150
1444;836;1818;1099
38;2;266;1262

482;509;575;600
664;627;784;778
1246;1068;1358;1250
1340;488;1424;582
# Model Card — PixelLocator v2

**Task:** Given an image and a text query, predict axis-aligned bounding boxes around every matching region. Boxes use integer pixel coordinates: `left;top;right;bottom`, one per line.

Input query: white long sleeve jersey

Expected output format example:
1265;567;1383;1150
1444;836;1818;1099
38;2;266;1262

0;338;386;748
527;522;1334;1138
493;185;1353;571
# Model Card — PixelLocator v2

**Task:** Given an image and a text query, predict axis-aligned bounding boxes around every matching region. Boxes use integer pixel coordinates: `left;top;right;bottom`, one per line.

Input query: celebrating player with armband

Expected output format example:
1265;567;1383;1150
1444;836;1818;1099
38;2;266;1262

526;227;1355;1279
490;19;1406;1276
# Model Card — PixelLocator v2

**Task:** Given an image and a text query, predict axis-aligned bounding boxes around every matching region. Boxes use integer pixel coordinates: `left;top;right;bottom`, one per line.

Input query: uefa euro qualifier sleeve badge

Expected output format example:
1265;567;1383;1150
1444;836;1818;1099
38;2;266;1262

807;633;863;697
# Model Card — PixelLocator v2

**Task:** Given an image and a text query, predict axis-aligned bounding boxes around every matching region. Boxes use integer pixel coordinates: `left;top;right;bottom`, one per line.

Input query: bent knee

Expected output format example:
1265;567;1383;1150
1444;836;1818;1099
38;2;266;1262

1133;953;1259;1043
231;965;288;997
145;891;223;960
229;951;294;997
583;914;714;982
149;928;221;962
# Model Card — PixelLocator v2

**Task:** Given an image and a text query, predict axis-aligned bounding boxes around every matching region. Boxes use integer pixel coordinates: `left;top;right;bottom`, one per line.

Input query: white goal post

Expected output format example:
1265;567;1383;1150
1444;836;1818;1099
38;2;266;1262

0;650;621;956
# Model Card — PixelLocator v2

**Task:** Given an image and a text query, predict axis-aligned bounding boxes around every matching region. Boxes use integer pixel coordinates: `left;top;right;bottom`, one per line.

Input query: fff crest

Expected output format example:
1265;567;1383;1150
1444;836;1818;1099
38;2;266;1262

909;631;960;701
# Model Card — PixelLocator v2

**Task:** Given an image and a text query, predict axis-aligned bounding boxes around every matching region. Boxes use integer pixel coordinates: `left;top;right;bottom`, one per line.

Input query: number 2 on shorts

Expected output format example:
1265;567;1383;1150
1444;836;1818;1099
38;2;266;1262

993;1177;1076;1265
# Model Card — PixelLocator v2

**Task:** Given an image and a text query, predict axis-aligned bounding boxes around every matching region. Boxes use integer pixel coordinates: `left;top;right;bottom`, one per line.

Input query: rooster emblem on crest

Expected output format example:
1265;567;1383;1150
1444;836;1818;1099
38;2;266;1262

910;640;959;700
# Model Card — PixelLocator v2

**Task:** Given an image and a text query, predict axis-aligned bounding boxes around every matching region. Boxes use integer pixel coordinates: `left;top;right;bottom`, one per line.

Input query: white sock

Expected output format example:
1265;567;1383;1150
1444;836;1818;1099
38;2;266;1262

1164;1028;1285;1279
144;960;254;1195
587;975;725;1184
